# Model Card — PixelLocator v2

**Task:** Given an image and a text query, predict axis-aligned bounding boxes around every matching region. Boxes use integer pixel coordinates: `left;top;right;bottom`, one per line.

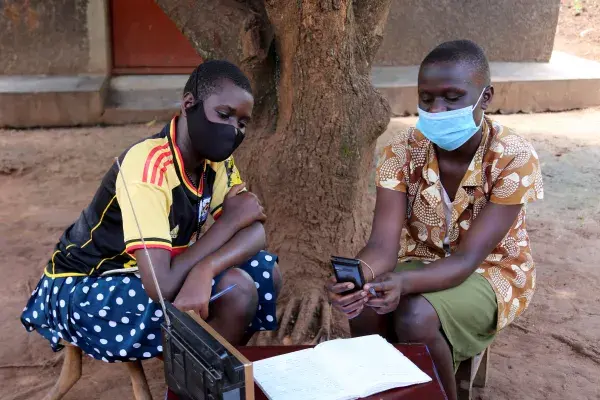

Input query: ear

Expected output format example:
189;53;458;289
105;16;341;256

181;92;196;116
481;86;494;111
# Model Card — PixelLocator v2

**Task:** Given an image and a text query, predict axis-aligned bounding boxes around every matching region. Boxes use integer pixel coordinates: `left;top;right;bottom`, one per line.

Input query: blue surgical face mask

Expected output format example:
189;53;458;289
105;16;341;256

415;88;487;151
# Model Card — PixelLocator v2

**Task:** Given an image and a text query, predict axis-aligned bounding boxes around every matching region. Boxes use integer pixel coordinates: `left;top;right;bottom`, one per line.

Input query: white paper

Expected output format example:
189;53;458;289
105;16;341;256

253;335;432;400
253;348;353;400
315;335;432;398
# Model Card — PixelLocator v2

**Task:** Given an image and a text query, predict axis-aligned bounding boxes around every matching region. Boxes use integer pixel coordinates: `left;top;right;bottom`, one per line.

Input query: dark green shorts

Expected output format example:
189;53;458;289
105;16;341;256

395;260;498;371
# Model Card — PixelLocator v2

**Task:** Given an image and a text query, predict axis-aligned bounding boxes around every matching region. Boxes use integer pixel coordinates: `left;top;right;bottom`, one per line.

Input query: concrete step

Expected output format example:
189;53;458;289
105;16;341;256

102;51;600;122
0;75;107;128
101;75;186;125
2;51;600;128
373;51;600;115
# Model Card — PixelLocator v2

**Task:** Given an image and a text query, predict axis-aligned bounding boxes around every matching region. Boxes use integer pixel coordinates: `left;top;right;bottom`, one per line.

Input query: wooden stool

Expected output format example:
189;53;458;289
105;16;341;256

43;342;153;400
455;346;490;400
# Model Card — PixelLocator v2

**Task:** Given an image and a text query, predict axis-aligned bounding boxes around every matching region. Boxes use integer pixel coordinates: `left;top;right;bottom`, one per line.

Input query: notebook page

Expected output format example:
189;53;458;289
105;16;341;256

308;338;367;397
253;348;354;400
314;335;432;398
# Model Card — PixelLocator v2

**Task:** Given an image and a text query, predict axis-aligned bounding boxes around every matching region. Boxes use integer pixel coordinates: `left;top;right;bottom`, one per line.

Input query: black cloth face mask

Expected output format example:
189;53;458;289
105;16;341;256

185;101;245;162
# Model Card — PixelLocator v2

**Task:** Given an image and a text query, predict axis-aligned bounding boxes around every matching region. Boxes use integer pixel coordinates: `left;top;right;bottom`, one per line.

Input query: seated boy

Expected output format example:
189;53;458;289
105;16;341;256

327;40;542;400
21;60;282;364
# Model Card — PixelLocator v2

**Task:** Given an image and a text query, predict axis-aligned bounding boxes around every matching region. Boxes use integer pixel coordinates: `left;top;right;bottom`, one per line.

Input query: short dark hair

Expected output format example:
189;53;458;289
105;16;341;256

420;40;490;85
183;60;253;100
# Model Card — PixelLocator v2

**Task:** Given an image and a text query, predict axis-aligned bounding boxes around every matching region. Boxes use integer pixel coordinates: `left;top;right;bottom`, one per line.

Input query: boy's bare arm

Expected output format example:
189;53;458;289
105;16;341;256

356;187;406;280
135;186;266;302
172;221;266;318
170;184;264;274
326;187;406;319
134;221;263;303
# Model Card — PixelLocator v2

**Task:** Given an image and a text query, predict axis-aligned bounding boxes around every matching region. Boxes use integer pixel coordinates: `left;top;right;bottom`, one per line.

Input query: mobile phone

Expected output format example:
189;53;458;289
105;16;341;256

331;256;365;293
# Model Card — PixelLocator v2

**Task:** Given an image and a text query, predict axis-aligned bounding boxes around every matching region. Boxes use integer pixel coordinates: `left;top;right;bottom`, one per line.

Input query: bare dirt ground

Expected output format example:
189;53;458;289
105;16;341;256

554;0;600;61
2;110;599;400
2;3;600;400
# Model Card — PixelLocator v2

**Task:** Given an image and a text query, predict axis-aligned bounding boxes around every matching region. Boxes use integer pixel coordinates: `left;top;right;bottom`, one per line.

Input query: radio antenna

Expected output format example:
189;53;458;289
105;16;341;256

115;157;171;327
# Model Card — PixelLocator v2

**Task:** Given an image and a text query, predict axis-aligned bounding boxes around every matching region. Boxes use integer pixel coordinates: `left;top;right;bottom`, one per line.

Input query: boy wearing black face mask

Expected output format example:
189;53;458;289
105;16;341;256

20;61;282;369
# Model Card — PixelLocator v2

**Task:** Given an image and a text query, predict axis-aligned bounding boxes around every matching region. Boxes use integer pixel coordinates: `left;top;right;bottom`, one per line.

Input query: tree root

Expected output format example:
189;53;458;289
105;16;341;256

249;285;350;346
551;333;600;365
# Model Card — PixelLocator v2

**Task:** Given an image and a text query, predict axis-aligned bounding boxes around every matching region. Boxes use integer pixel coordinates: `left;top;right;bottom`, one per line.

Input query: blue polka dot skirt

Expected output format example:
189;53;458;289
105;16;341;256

21;250;278;363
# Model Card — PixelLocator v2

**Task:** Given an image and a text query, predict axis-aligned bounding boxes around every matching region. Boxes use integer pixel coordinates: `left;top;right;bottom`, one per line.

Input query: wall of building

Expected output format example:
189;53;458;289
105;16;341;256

0;0;108;75
0;0;563;77
375;0;561;66
2;0;578;128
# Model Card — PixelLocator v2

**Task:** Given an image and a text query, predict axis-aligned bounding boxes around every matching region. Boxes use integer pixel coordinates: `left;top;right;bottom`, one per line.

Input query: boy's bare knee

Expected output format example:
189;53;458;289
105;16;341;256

215;268;258;320
393;296;440;343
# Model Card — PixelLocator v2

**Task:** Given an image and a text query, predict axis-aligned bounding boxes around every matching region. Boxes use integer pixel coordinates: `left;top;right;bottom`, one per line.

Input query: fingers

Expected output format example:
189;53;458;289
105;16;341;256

325;276;338;293
226;183;246;198
366;296;392;309
172;299;189;312
257;206;267;222
340;296;369;314
247;207;266;225
328;281;354;295
240;191;264;210
325;278;370;319
172;299;182;310
366;293;398;314
364;280;395;293
333;290;367;309
346;304;364;319
329;293;367;316
199;302;209;320
173;298;210;320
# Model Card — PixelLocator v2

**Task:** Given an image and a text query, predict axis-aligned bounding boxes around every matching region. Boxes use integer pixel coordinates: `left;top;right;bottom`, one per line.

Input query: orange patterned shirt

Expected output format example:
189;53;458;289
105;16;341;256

375;117;543;331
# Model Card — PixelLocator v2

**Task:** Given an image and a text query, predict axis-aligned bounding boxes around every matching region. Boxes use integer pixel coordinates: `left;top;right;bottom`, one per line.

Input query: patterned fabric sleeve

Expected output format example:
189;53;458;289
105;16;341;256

375;130;411;192
209;156;244;220
490;135;544;205
115;147;174;255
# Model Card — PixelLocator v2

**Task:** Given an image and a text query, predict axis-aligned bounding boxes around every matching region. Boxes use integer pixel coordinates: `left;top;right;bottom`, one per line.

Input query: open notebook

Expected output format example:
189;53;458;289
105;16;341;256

253;335;432;400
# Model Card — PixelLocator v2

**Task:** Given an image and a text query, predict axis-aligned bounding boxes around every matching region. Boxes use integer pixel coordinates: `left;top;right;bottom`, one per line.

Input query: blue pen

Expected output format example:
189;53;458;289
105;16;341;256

209;284;237;302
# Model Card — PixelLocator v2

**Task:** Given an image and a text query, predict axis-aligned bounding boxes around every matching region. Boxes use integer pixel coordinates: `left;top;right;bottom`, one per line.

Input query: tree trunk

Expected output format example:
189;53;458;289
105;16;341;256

156;0;392;344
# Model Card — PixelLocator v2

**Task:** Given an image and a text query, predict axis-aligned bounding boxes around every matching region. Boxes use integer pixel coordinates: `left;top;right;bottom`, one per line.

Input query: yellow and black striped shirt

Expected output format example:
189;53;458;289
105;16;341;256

46;117;242;277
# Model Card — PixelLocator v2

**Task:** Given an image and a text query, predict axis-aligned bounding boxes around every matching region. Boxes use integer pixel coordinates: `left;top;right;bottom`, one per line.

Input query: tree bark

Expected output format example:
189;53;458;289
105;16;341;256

156;0;392;344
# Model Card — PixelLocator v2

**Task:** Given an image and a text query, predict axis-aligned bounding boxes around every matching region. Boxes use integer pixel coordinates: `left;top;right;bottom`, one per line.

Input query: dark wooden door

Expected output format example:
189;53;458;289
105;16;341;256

110;0;203;74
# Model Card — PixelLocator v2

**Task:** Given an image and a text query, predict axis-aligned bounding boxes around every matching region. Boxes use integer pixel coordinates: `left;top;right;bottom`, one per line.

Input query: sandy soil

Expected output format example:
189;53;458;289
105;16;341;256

554;0;600;61
2;3;600;400
1;110;599;400
0;124;170;399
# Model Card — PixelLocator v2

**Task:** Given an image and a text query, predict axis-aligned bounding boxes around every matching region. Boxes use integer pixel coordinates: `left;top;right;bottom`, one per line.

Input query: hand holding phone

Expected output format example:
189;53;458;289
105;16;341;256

330;256;378;297
327;256;377;319
330;256;364;292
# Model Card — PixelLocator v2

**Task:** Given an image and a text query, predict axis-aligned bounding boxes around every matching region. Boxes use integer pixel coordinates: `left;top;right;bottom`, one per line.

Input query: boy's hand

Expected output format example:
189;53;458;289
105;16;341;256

326;277;370;319
222;184;266;229
225;183;247;199
364;272;403;314
173;267;213;320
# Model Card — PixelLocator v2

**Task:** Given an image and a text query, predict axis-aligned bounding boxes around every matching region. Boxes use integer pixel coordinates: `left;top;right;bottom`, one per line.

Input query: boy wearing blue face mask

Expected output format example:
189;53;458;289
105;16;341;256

327;40;543;399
